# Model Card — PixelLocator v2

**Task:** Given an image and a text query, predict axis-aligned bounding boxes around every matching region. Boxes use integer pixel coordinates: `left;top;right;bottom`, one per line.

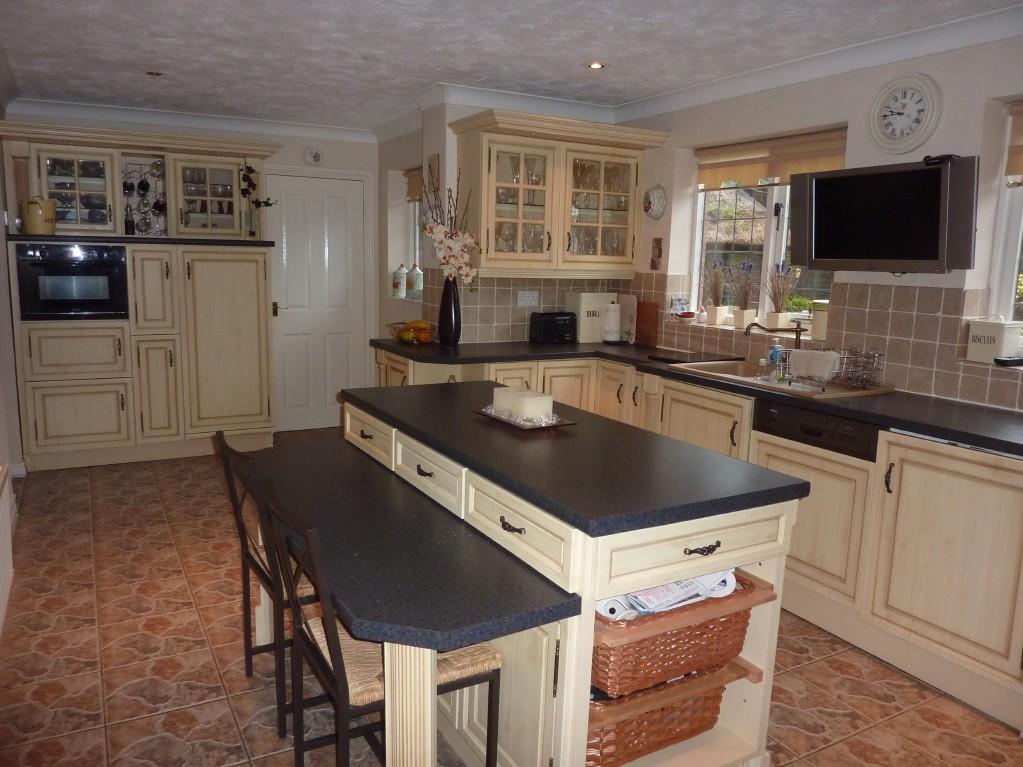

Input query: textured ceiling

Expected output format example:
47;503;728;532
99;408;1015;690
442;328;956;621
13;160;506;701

0;0;1017;130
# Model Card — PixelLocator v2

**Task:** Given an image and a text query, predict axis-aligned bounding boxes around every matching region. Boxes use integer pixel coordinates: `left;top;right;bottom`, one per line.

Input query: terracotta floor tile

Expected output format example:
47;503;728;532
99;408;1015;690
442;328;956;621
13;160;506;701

99;609;208;669
230;684;333;758
768;671;872;756
103;648;226;723
802;725;939;766
171;521;239;549
12;532;93;566
179;539;241;575
90;503;166;530
0;727;106;766
766;736;799;766
94;548;184;590
793;648;937;722
187;565;244;608
107;699;247;766
159;479;229;504
96;576;195;625
198;603;245;647
13;510;92;536
89;483;163;506
0;673;104;745
883;696;1023;766
7;561;95;603
0;627;100;688
0;592;97;641
212;641;277;695
775;610;851;670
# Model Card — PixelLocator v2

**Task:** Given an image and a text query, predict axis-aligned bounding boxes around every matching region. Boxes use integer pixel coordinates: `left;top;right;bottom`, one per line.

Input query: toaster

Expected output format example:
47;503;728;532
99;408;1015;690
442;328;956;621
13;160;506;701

529;312;577;344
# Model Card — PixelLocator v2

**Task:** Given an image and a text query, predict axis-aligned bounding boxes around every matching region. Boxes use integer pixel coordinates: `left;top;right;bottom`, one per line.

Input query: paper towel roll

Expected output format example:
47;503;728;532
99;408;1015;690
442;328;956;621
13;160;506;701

602;303;621;342
595;596;637;621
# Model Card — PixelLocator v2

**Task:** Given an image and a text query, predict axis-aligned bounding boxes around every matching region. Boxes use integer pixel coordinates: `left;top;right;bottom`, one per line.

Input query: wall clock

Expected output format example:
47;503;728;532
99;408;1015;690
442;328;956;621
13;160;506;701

643;184;667;219
868;73;942;154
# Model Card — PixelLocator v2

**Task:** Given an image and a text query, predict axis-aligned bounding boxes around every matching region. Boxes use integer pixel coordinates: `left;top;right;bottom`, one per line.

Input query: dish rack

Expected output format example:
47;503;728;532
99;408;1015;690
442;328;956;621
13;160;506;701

776;348;886;390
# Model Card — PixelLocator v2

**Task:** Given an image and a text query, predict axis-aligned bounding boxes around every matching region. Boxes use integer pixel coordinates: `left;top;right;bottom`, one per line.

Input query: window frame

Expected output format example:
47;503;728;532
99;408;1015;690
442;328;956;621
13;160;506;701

991;182;1023;321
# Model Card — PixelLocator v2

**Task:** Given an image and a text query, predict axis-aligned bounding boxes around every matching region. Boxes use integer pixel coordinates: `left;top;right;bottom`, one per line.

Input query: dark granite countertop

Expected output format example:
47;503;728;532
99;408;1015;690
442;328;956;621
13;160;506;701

340;381;810;537
372;338;1023;458
7;233;275;247
250;440;580;651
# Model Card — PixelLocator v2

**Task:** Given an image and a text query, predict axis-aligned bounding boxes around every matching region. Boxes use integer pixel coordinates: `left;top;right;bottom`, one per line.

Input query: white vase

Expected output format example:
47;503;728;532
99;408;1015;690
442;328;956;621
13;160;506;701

706;305;730;326
765;312;790;328
733;309;757;330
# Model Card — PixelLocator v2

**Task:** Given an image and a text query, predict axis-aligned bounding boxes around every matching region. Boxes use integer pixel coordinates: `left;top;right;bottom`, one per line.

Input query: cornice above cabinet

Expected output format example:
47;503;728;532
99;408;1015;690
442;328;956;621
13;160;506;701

448;109;669;150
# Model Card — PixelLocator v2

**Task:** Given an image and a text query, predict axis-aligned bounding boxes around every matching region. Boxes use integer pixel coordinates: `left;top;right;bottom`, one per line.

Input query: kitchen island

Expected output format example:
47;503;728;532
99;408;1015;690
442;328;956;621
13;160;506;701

339;381;809;766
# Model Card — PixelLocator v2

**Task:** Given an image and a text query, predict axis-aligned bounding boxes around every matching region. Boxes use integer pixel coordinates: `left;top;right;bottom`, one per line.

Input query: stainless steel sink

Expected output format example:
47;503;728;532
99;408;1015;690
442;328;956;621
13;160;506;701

670;360;893;399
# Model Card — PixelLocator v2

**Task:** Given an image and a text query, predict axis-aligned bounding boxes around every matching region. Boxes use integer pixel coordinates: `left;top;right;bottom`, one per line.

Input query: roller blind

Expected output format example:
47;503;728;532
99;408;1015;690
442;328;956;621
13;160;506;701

1007;104;1023;177
404;167;424;202
696;128;847;188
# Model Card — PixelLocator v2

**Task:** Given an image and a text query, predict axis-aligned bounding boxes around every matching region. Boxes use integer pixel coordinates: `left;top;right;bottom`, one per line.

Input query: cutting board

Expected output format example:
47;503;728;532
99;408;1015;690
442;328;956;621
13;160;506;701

636;301;659;347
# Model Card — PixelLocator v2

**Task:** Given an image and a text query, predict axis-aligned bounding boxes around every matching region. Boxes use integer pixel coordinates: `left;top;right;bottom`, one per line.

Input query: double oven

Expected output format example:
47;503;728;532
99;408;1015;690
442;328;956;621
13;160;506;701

16;243;129;321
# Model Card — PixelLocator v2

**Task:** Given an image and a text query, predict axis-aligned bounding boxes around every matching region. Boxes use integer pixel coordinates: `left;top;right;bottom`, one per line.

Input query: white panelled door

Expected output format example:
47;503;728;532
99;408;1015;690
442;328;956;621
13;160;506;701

267;174;367;431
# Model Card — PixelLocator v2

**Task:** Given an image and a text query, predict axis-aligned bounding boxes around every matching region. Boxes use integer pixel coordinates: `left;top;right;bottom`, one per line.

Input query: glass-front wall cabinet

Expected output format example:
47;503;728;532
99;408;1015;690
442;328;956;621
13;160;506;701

564;151;637;266
34;147;117;232
487;143;556;267
171;157;242;236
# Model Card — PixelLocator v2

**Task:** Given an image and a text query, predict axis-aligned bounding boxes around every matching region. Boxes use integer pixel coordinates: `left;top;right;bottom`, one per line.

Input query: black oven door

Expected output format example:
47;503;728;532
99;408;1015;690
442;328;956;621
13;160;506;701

16;244;129;320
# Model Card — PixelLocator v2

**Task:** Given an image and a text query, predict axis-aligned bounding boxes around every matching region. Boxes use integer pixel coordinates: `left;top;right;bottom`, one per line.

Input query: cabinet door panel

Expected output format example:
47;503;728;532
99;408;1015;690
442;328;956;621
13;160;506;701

461;623;559;767
660;381;751;459
384;355;409;387
593;362;631;423
135;338;183;442
489;362;537;390
130;246;177;333
872;433;1023;677
171;157;243;236
561;150;637;269
33;146;117;232
29;379;132;449
750;432;870;602
183;250;269;431
24;323;129;380
539;361;593;411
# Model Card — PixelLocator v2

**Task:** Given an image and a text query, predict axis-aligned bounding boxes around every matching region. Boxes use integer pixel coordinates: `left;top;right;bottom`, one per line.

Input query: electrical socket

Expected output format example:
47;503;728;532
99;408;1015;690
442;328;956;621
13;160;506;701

517;289;539;307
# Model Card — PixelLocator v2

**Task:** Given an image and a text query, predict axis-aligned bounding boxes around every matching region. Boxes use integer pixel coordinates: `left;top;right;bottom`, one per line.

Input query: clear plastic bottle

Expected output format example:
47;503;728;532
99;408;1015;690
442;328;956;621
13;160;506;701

768;338;785;382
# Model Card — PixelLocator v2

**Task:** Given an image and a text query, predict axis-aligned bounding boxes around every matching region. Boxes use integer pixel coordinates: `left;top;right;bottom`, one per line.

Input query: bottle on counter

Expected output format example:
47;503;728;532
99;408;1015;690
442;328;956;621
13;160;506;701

124;205;135;236
391;263;408;299
407;262;424;300
768;338;785;382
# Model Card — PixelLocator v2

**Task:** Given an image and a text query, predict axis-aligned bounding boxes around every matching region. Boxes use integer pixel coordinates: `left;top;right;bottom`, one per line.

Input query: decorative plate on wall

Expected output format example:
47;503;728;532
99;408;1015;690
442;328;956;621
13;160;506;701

868;73;942;154
643;184;667;219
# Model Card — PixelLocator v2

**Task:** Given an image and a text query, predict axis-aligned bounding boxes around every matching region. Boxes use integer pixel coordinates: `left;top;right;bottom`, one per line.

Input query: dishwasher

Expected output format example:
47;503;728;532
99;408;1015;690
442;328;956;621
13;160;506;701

752;399;879;462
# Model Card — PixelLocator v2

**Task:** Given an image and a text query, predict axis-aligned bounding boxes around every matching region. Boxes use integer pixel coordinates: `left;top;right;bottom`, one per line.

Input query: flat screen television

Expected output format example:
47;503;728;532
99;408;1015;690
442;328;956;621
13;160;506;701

790;156;978;273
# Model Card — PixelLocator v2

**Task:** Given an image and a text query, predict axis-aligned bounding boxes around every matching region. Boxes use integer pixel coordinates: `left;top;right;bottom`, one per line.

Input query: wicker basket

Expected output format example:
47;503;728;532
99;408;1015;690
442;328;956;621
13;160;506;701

586;660;754;767
592;570;775;698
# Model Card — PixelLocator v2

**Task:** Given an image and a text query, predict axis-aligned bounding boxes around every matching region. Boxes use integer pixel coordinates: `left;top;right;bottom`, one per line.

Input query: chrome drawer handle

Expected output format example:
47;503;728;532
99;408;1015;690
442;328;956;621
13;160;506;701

359;429;373;440
416;464;434;478
499;515;525;535
684;540;721;556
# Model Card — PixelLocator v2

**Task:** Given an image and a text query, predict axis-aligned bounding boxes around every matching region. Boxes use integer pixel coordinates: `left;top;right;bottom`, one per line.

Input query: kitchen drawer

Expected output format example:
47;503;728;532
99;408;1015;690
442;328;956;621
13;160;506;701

595;504;791;598
344;405;395;469
464;471;582;591
394;432;465;515
23;323;129;380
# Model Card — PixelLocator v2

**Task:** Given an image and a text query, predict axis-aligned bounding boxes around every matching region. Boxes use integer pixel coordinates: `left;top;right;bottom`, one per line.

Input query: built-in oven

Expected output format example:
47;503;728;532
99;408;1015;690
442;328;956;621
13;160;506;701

16;243;129;320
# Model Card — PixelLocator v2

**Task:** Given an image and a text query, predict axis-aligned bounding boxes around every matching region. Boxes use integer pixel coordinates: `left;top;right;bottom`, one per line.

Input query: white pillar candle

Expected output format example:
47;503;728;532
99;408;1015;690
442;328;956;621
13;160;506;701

510;391;554;421
492;386;524;413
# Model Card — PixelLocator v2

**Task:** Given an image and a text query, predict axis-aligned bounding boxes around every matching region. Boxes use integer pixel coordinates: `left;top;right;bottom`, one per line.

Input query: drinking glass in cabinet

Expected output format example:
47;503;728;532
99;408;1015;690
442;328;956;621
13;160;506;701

522;189;546;220
78;160;106;191
604;163;630;194
46;159;76;189
50;192;76;223
523;155;546;186
495;222;518;252
495;187;519;219
209;168;234;198
571;225;598;255
182;167;207;195
80;193;108;225
601;227;628;258
571;192;599;224
602;194;630;226
495;152;521;184
573;159;601;190
522;224;546;253
185;198;208;214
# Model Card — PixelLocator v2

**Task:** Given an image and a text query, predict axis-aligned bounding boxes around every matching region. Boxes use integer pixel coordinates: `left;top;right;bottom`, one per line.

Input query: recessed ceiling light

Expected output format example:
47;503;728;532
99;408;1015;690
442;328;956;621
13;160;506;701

145;71;164;77
588;61;605;70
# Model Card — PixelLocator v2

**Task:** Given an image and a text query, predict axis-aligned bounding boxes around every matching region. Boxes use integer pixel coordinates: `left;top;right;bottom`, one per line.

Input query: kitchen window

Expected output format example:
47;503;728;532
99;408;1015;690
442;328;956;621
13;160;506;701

992;104;1023;322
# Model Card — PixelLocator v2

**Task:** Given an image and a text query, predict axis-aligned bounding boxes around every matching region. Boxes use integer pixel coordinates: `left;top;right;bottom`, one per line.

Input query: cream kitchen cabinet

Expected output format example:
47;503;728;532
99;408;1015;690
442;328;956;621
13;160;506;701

592;360;633;423
487;361;538;390
182;248;270;432
27;379;133;450
171;155;244;236
373;351;485;387
749;431;872;604
31;145;118;232
450;111;667;277
23;322;129;380
660;380;752;459
538;359;594;411
129;245;177;334
133;337;184;443
870;431;1023;679
633;372;663;433
376;351;409;387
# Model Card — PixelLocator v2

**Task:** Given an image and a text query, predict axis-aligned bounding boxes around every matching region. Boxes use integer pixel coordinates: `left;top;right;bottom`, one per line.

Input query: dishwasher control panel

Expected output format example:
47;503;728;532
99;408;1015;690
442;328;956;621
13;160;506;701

753;400;879;463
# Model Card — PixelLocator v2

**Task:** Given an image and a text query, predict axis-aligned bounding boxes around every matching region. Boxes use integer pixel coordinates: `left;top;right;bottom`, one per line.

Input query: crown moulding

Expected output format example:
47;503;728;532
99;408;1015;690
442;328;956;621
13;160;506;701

448;109;668;150
0;120;282;158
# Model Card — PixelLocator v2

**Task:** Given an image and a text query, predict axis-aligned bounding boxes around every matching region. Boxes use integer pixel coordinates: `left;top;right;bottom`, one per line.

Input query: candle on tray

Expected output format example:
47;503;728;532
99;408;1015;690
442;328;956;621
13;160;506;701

509;391;554;421
492;386;524;413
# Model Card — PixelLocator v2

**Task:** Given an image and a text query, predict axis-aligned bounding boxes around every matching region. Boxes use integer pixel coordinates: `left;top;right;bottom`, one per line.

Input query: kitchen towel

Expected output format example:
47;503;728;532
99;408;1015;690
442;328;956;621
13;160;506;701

788;349;841;381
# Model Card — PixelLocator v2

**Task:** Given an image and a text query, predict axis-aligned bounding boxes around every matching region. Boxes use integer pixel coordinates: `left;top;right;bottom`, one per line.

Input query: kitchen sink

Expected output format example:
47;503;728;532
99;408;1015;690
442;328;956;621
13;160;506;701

670;360;893;399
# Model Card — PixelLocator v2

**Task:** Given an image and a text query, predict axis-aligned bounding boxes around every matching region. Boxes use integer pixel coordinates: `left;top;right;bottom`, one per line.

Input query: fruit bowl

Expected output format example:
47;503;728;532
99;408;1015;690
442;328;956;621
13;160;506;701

388;321;436;344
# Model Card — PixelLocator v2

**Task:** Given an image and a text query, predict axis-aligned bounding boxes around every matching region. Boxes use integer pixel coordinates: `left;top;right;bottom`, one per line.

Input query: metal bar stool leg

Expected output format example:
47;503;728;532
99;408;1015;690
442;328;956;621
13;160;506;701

485;671;501;767
273;596;288;737
291;641;306;766
241;557;254;677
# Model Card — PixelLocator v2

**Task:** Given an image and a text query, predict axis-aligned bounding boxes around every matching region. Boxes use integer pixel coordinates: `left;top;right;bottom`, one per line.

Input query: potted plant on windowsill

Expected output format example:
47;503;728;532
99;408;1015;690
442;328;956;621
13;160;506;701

727;260;757;331
766;259;802;328
702;261;729;325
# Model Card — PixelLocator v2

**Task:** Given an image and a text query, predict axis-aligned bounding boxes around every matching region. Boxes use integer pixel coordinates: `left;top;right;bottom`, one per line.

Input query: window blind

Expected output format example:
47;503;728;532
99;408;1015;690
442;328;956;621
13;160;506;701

404;167;424;202
695;128;847;188
1006;104;1023;177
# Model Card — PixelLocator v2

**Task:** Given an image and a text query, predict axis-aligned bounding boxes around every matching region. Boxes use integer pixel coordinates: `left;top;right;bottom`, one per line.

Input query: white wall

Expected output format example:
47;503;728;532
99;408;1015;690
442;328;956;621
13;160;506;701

632;36;1023;291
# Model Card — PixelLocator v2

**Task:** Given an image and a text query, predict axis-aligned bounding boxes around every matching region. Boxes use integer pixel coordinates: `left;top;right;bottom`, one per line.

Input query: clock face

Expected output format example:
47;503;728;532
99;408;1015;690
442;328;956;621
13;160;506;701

869;74;942;154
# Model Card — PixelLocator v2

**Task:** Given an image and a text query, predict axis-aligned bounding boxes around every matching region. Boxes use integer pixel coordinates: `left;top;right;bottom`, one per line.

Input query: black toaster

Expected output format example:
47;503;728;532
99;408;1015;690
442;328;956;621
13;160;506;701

529;312;577;344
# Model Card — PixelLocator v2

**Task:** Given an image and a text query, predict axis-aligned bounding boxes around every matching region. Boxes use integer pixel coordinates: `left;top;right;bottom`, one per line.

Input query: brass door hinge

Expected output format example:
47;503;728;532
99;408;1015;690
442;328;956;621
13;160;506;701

551;638;561;698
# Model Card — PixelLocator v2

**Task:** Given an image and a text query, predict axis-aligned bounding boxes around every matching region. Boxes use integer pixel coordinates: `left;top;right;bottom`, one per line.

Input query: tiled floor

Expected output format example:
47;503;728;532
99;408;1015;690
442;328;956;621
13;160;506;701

1;428;1020;766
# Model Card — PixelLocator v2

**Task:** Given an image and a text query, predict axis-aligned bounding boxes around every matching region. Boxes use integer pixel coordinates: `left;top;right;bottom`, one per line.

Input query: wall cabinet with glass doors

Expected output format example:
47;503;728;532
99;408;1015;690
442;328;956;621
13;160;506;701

170;156;244;236
31;145;118;232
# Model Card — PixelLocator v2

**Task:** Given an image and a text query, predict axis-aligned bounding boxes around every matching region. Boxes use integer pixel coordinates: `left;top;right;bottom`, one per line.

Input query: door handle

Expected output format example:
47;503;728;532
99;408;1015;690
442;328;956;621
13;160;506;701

179;209;184;225
632;385;639;407
415;464;434;478
729;420;738;447
164;261;170;279
684;540;721;556
499;515;526;535
546;231;552;251
119;393;125;411
400;375;407;386
272;301;279;317
359;429;373;440
566;232;572;251
884;462;895;494
116;338;122;356
616;383;623;404
168;349;174;367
